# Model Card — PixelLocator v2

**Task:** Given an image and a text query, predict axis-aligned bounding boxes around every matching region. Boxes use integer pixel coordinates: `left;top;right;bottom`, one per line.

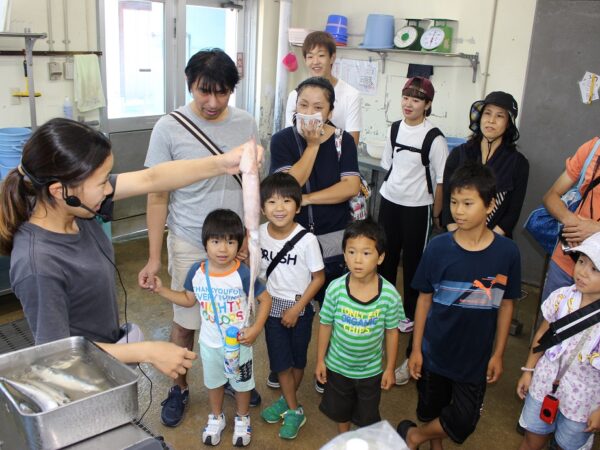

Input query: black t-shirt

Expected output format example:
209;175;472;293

270;127;359;235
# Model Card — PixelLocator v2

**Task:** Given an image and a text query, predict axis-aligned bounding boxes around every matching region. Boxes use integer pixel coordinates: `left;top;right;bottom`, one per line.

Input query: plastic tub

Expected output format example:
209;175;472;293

0;143;24;153
0;128;31;143
447;137;467;151
326;14;348;40
360;14;395;49
366;140;385;159
0;164;16;179
0;152;22;170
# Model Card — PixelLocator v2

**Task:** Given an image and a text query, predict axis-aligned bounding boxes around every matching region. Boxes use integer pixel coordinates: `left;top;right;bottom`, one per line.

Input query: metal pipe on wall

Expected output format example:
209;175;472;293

46;0;54;51
62;0;69;51
481;0;498;97
271;0;292;135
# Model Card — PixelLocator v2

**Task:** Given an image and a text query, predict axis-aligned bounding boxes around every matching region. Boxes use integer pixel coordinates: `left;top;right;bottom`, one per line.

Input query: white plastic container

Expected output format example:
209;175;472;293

366;140;385;159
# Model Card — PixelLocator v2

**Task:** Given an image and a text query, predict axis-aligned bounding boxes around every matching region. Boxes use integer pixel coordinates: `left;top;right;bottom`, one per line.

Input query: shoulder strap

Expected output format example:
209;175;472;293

576;138;600;189
533;299;600;353
421;127;445;195
383;120;402;183
169;111;242;187
390;120;401;150
203;260;226;344
265;229;309;279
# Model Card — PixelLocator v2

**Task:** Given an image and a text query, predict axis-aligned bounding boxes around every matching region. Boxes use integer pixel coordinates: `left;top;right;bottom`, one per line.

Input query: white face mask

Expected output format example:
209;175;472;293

295;112;323;136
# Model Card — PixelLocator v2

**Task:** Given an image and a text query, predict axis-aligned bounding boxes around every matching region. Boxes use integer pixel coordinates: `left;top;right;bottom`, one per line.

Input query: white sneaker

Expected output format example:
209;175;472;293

202;413;226;446
395;359;410;385
398;318;414;333
232;415;252;447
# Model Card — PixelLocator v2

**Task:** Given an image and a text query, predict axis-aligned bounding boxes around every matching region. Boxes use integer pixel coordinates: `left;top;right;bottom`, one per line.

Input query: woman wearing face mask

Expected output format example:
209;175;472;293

270;77;360;392
441;91;529;237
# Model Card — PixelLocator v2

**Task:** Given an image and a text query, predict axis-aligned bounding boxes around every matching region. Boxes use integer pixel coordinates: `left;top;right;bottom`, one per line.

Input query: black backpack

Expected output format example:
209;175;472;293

385;120;444;195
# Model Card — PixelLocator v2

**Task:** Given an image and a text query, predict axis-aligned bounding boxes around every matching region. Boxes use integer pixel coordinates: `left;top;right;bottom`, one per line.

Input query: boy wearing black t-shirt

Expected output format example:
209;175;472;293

397;162;521;449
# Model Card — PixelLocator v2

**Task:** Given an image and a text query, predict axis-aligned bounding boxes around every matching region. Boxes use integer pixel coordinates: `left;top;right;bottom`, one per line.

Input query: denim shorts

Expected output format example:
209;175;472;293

518;394;592;450
200;342;255;392
264;310;314;373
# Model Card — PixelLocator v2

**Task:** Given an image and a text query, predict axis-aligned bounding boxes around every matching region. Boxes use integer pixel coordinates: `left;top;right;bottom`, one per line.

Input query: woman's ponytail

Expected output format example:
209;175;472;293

0;167;36;254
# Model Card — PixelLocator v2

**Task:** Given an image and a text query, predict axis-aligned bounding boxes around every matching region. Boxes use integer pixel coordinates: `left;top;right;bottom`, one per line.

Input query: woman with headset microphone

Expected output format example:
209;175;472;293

0;118;261;380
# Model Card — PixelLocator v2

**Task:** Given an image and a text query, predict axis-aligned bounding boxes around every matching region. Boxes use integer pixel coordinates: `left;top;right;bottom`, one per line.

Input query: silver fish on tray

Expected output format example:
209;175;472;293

31;365;103;394
1;377;70;412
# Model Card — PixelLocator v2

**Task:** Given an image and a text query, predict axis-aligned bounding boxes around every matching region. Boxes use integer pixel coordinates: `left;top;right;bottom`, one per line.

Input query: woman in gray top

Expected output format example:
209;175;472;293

0;118;257;379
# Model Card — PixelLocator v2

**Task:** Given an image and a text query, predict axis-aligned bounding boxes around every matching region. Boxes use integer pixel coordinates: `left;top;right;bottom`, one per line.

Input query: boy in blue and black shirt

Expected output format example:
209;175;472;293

397;162;521;449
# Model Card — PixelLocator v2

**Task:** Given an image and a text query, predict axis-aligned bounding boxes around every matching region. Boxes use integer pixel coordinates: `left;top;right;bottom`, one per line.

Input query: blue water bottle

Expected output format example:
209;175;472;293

224;326;240;378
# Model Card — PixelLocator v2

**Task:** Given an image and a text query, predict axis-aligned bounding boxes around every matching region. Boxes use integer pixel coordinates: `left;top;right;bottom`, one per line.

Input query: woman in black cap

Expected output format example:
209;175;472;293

441;91;529;237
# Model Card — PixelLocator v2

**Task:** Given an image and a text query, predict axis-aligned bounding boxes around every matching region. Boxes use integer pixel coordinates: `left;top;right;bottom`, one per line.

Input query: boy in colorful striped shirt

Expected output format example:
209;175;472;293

316;219;404;433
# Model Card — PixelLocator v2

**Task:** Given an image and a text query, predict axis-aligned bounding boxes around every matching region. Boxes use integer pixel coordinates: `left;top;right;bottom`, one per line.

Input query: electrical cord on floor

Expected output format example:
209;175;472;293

90;229;153;424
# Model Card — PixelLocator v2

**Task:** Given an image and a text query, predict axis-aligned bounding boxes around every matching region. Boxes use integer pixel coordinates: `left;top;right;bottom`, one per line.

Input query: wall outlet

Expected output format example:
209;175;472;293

9;88;20;105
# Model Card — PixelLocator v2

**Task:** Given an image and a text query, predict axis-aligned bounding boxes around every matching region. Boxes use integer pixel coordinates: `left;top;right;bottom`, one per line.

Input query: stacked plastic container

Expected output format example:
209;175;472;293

325;14;348;46
0;128;31;180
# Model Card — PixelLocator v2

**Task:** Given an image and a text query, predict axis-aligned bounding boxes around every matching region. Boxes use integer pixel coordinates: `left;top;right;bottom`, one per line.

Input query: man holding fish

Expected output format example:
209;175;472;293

138;49;262;428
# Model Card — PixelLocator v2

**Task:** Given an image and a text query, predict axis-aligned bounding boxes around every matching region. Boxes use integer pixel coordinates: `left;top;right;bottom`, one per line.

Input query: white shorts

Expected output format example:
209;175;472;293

167;233;206;330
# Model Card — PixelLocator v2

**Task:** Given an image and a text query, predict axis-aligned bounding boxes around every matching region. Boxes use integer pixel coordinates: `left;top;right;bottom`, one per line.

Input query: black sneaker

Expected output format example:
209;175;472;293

314;379;325;394
224;381;262;407
160;385;189;427
266;371;280;389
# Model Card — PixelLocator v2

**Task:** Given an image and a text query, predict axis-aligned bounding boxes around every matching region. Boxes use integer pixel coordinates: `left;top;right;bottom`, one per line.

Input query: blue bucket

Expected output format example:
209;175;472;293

360;14;395;49
326;14;348;44
0;145;23;154
0;127;31;140
326;14;347;27
0;163;17;180
0;152;22;173
447;137;467;152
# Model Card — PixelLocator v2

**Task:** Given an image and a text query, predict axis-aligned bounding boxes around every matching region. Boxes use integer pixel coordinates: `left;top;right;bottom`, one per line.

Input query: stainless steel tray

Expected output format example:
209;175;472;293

0;336;138;450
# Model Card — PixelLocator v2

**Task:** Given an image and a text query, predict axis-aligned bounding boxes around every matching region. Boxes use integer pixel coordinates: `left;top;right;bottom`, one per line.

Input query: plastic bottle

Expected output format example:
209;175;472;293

224;326;240;378
63;97;73;119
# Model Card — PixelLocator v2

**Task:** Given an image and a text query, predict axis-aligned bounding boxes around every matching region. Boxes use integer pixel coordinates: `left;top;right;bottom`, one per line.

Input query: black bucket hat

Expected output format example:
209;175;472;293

469;91;520;142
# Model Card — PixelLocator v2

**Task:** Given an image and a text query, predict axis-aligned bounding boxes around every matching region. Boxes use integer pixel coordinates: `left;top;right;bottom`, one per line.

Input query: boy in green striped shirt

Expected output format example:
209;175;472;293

316;219;404;433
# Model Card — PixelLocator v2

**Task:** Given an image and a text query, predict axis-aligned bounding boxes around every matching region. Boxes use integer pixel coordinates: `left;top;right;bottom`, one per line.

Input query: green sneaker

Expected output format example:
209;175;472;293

260;396;288;423
279;407;306;439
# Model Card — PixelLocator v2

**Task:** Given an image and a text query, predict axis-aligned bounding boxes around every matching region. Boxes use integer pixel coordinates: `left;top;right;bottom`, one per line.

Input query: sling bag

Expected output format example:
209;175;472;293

524;138;600;254
386;120;444;195
265;229;309;279
169;110;242;187
533;298;600;353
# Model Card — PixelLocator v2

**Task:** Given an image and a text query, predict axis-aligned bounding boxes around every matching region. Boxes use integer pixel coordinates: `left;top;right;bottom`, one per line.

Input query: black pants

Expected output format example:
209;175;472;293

378;198;432;321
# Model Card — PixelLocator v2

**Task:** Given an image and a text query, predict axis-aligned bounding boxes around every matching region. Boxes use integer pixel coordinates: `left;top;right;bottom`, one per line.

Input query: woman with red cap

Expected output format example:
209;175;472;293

441;91;529;237
378;77;449;385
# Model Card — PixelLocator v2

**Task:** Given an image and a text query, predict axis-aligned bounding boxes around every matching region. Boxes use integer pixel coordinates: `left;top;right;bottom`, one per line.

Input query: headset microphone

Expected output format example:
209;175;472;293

63;186;110;222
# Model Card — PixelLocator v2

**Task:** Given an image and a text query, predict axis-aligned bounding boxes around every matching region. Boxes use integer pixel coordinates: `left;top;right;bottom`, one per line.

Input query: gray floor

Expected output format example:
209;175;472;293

1;236;598;449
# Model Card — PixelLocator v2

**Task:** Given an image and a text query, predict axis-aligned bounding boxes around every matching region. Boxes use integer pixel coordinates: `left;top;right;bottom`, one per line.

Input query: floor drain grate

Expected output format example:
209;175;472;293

0;318;34;354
